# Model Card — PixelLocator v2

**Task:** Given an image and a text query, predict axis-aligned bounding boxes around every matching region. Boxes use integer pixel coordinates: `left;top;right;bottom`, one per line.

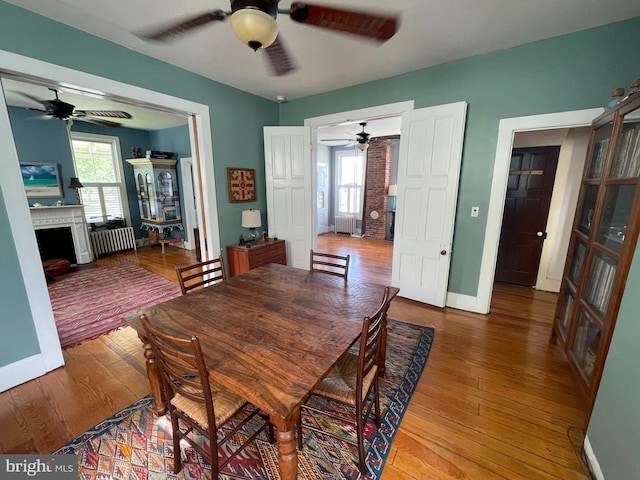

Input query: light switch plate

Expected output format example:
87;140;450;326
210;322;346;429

471;206;479;217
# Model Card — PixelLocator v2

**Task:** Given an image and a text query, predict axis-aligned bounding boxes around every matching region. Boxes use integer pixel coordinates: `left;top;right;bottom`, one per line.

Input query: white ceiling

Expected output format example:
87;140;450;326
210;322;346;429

3;1;640;133
1;76;188;130
4;0;640;104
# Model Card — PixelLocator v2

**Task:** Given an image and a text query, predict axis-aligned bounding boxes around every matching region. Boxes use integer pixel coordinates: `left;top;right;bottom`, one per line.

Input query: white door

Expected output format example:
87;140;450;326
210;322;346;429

317;162;329;234
263;126;313;269
392;101;467;307
179;157;197;250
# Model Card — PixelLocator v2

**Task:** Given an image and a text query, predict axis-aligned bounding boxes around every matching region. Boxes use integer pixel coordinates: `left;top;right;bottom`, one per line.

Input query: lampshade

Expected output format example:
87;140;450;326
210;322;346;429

242;209;262;229
355;142;369;151
387;184;398;196
68;177;84;189
230;8;278;51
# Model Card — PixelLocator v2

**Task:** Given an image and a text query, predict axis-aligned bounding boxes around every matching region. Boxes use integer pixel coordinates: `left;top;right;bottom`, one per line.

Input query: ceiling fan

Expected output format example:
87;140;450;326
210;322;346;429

320;122;371;150
354;122;371;150
14;88;133;127
138;1;399;76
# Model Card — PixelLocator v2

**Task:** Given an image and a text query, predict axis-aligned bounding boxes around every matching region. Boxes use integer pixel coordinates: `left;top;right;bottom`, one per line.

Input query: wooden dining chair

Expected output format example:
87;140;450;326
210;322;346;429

175;255;226;295
297;287;390;473
310;249;350;281
140;314;273;476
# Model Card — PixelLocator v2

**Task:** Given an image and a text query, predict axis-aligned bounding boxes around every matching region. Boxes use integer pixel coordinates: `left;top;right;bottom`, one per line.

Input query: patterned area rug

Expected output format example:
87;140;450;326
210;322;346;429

48;263;182;349
55;320;434;479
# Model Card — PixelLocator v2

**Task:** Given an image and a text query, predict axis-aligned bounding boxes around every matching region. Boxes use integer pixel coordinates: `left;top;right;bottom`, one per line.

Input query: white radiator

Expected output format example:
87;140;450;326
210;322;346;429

335;216;356;234
90;227;137;256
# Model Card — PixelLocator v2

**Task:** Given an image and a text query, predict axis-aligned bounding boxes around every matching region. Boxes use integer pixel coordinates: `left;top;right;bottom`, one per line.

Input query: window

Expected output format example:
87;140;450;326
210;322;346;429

70;132;130;226
336;150;365;217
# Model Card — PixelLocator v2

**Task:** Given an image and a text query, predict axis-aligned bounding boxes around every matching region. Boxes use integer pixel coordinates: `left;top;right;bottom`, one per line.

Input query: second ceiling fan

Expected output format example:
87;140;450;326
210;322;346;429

14;88;133;128
139;1;399;76
320;122;371;150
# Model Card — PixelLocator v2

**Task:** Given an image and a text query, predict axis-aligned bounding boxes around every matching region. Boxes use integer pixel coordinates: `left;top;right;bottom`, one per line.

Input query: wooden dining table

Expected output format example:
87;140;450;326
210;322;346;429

124;262;399;480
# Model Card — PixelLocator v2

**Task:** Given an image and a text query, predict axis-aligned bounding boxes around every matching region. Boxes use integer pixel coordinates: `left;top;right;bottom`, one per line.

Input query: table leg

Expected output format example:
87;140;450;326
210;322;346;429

139;333;166;415
275;427;298;480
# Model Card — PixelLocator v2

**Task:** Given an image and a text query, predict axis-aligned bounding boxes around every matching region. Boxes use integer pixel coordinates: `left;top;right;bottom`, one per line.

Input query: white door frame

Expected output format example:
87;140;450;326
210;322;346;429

467;108;604;315
0;49;220;391
316;160;329;234
179;157;198;250
304;101;415;249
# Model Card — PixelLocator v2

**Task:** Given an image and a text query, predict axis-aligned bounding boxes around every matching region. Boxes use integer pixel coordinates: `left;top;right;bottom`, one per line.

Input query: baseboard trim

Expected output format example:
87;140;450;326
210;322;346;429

445;292;489;314
584;435;605;480
0;354;49;393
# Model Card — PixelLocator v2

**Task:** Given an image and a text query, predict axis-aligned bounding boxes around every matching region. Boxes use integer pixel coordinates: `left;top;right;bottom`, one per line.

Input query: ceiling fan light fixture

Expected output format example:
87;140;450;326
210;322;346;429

230;8;278;51
355;142;369;151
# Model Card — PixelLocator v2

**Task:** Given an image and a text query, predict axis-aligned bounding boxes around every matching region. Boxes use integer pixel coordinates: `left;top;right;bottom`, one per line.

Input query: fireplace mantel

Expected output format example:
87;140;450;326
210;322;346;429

30;206;93;264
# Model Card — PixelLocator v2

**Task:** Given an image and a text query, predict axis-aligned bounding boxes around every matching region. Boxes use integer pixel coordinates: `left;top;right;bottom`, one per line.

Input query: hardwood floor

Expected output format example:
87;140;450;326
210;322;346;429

0;236;590;479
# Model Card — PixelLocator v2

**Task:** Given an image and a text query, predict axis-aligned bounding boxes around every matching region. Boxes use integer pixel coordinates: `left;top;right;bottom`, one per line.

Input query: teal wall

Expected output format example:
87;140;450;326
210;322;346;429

0;0;276;369
8;107;78;206
149;125;191;159
280;16;640;297
587;235;640;479
0;194;40;364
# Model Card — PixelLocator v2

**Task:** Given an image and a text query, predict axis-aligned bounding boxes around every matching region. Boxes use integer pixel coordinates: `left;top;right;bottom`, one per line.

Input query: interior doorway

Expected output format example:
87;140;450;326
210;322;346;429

0;49;220;389
316;115;401;241
495;146;560;286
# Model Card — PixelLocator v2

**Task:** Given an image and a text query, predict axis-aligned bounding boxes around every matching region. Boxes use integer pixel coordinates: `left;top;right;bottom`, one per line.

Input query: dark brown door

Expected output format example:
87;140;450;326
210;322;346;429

495;146;560;286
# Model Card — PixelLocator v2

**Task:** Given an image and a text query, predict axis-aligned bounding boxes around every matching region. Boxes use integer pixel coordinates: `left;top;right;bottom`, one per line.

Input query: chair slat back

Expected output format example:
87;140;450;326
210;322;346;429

357;287;390;389
175;256;226;294
310;249;350;281
140;314;214;413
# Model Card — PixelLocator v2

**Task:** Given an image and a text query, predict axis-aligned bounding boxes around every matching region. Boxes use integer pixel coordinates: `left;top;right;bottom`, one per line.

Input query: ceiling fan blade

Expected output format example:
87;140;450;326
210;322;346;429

288;2;398;41
320;139;356;146
74;116;123;128
74;110;132;119
12;91;50;109
25;107;48;114
264;36;297;76
138;10;228;42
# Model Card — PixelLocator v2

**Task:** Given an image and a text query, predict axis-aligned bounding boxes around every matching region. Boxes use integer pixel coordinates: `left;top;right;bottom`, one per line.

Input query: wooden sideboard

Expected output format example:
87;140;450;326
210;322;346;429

226;239;287;277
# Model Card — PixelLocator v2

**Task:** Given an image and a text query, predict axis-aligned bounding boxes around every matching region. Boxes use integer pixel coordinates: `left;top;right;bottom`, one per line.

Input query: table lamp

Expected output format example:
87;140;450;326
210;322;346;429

242;209;261;244
68;177;84;205
387;184;397;212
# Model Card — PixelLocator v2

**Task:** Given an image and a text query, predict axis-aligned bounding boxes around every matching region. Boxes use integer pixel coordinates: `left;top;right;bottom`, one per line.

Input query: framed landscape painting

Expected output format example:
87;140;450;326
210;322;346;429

21;162;63;198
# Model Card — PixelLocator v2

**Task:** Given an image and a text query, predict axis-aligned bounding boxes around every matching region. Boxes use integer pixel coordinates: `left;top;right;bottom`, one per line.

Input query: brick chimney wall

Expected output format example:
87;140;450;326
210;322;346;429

363;139;391;240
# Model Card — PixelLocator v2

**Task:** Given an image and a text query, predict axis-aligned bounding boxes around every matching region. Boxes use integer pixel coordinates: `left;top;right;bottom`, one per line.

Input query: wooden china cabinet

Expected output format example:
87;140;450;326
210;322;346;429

126;158;182;242
550;91;640;416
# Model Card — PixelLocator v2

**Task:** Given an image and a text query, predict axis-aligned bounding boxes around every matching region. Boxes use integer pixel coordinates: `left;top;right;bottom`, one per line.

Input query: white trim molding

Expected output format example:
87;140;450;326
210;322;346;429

0;355;51;392
476;108;603;314
584;435;605;480
445;292;487;313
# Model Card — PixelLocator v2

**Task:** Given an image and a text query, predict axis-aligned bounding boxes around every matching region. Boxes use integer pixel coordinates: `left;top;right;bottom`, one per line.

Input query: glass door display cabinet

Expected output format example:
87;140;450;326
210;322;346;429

551;92;640;417
126;158;182;241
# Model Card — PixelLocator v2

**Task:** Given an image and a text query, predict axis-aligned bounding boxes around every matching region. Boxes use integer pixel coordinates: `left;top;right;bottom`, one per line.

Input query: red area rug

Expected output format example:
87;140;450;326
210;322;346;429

48;263;182;349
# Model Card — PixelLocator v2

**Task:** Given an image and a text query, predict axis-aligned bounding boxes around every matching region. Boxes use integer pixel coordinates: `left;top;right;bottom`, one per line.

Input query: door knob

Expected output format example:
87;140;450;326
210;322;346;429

440;250;447;255
537;231;548;239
